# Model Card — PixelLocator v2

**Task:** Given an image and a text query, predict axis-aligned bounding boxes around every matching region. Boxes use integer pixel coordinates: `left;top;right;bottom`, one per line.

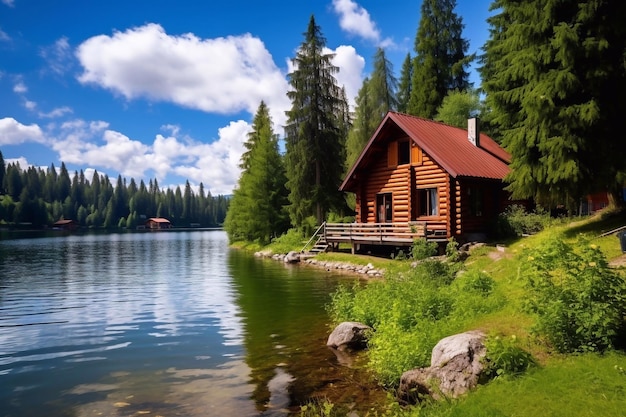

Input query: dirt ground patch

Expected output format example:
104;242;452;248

608;253;626;268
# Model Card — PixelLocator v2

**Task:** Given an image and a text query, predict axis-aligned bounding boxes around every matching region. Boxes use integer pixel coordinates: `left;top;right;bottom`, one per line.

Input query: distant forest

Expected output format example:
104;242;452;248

0;151;230;229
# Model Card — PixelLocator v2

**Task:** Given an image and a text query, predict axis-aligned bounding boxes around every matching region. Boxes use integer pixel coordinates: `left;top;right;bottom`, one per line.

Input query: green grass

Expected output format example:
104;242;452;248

315;208;626;416
417;351;626;417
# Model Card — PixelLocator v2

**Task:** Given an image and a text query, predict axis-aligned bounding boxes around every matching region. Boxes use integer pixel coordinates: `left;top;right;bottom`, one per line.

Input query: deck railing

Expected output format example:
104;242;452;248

302;221;447;252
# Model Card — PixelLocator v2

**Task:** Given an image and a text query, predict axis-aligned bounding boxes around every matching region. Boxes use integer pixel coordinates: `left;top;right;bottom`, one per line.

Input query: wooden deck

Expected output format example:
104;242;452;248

303;222;448;254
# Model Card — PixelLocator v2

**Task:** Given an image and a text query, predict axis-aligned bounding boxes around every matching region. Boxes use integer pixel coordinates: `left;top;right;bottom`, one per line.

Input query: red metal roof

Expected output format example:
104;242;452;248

341;112;511;191
147;217;171;223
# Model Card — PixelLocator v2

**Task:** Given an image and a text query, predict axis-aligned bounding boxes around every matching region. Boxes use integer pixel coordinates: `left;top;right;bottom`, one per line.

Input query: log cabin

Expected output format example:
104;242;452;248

145;217;172;230
335;112;513;250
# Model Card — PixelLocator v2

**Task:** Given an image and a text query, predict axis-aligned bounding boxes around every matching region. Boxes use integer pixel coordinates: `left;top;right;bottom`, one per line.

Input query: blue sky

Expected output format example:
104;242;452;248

0;0;493;195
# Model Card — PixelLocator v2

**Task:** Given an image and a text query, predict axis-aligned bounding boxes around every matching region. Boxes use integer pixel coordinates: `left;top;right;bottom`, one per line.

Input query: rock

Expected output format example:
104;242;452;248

398;330;487;404
283;251;300;263
326;321;372;351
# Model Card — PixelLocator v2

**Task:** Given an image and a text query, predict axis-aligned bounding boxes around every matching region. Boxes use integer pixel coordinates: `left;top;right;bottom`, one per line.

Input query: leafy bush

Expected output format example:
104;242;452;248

459;270;495;295
413;259;461;286
522;235;626;353
268;228;306;253
411;237;438;260
497;204;552;237
483;335;535;379
328;263;505;385
445;237;460;262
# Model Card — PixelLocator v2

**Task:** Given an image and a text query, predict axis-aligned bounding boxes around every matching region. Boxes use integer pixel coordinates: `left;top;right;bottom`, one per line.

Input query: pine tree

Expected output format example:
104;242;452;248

0;150;5;194
284;15;348;228
346;79;373;170
345;48;398;170
408;0;472;118
224;101;289;243
481;0;626;208
434;89;481;129
397;53;413;113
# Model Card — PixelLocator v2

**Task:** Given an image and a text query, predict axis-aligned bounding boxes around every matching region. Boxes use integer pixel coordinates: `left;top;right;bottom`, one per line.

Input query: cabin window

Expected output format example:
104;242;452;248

376;193;393;223
398;140;410;165
468;187;483;216
418;188;438;216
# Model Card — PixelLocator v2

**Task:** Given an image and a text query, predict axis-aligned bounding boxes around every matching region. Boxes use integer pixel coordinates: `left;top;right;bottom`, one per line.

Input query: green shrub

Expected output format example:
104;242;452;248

327;263;505;385
413;259;459;286
522;235;626;353
411;237;438;260
483;335;535;379
497;204;551;237
445;237;460;262
268;228;306;253
459;270;495;295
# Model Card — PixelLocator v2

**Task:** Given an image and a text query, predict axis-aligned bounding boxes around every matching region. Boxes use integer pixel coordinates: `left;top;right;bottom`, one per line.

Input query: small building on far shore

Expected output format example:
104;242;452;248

52;219;78;231
145;217;172;230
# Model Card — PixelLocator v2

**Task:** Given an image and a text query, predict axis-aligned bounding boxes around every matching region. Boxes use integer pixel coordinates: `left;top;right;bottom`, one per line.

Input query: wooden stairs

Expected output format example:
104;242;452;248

307;237;329;255
300;223;330;256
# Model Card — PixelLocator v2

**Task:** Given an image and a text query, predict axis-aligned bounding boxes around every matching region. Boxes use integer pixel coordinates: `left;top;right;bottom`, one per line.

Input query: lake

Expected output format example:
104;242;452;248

0;230;384;416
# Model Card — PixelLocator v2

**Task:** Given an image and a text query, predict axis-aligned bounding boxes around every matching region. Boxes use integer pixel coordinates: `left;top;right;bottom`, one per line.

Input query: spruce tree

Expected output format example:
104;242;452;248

345;48;398;170
434;89;481;129
397;53;413;113
224;101;288;243
0;150;5;194
408;0;472;118
284;15;348;228
481;0;626;208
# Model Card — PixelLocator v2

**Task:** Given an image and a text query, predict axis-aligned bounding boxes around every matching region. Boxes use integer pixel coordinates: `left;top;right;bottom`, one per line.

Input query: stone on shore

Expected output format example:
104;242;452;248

398;330;487;403
326;321;372;351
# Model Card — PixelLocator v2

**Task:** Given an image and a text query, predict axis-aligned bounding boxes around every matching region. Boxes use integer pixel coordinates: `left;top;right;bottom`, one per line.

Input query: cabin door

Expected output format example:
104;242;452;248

376;193;393;223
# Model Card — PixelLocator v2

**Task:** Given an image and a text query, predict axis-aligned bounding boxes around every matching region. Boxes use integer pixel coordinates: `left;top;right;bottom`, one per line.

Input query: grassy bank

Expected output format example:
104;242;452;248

291;209;626;416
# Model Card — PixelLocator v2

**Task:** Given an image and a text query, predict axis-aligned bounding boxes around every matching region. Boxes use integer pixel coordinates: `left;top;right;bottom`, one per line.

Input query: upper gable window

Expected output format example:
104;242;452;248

387;139;412;167
398;139;410;165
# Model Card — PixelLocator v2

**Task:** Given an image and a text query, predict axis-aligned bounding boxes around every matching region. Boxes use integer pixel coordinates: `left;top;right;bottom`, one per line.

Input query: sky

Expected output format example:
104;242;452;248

0;0;493;196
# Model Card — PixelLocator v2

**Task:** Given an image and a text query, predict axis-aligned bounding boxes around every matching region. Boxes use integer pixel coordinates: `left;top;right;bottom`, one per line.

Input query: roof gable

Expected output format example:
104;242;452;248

341;112;511;192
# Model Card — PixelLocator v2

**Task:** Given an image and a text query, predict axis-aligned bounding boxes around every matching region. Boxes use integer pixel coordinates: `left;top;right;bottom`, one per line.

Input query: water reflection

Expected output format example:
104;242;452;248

0;230;384;416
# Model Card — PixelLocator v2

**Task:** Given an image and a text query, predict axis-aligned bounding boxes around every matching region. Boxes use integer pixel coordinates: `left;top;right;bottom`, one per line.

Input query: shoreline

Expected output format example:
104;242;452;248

254;250;385;277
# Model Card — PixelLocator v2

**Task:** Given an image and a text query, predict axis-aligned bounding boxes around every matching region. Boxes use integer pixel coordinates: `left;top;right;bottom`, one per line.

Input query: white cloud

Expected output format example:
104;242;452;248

13;82;27;93
39;106;73;119
40;36;73;76
176;120;250;195
0;28;11;42
76;23;291;128
24;100;36;110
6;157;30;169
1;0;14;8
328;45;365;109
332;0;393;47
0;117;45;145
49;118;249;195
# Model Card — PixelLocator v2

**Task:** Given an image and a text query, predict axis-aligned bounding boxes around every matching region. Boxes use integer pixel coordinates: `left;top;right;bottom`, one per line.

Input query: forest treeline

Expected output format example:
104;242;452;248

0;151;229;229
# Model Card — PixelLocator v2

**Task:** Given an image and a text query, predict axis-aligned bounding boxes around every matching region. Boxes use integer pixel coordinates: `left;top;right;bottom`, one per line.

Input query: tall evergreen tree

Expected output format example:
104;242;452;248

408;0;472;118
284;15;348;227
0;150;5;194
224;101;289;243
397;53;413;113
57;162;71;202
345;48;398;170
481;0;626;208
434;89;482;129
346;79;373;170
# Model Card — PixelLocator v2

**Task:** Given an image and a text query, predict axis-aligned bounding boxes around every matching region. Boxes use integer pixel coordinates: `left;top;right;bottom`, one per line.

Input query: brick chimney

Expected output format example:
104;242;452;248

468;117;480;147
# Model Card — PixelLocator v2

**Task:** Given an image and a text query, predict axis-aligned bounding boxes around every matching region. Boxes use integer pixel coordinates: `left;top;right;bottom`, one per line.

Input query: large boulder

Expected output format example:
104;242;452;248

326;321;372;351
283;251;301;263
398;330;487;403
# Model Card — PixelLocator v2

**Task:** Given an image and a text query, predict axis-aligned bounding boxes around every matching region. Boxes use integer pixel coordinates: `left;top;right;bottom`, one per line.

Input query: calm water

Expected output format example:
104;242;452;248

0;230;383;417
